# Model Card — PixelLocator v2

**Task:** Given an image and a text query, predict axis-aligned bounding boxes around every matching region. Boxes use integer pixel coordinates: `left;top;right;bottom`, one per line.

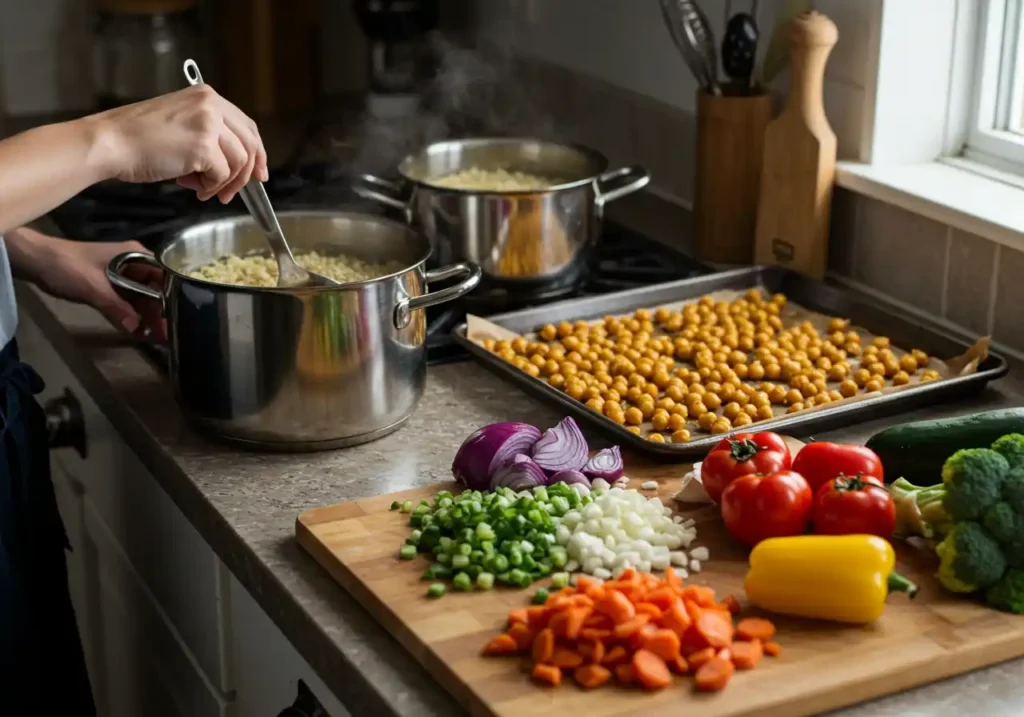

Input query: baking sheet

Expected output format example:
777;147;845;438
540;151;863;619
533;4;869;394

453;267;1007;457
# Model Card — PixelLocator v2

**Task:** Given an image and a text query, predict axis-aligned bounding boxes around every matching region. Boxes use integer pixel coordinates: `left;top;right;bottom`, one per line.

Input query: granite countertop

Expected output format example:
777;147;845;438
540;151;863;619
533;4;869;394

16;278;1024;717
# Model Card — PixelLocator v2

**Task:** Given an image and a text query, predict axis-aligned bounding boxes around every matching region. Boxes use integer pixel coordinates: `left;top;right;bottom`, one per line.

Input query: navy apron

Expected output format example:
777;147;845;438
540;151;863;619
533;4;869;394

0;340;94;714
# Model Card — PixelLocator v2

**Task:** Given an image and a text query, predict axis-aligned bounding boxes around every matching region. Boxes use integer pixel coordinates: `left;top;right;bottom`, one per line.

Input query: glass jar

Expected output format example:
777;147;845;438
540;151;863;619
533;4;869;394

93;0;202;109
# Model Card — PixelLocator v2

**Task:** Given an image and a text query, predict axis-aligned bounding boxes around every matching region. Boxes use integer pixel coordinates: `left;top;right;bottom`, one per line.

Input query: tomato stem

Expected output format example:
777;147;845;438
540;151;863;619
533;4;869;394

729;438;764;463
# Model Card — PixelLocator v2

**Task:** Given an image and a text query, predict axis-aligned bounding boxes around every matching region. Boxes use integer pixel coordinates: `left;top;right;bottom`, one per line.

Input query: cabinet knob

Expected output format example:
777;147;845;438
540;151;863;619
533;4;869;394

43;388;88;459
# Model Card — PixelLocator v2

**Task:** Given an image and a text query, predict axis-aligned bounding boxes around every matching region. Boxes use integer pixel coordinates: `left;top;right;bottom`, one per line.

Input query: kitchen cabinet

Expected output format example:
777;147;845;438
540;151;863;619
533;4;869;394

17;305;351;716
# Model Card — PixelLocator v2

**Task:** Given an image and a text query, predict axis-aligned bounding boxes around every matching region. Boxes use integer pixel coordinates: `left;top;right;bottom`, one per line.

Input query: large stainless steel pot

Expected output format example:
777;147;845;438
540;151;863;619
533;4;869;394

106;211;481;451
354;138;650;283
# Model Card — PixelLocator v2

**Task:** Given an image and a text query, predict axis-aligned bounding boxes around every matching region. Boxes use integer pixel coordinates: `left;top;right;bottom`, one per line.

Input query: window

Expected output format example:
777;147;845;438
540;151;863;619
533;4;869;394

967;0;1024;172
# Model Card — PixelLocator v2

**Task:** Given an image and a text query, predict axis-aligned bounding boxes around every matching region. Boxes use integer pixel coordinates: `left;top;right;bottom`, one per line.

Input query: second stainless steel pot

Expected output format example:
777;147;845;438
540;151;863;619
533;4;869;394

107;211;480;451
355;138;650;283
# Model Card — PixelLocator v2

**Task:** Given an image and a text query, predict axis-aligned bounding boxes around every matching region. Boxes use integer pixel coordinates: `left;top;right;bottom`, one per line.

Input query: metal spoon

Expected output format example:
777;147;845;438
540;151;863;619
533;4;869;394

182;59;338;289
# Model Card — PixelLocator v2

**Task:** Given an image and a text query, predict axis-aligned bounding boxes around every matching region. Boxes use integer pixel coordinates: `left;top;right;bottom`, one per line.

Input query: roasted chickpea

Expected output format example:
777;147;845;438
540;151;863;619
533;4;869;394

864;378;884;392
862;345;879;358
827;390;843;402
698;411;717;431
839;379;858;398
512;356;530;370
912;349;930;366
768;385;788;404
627;425;642;435
624;406;644;425
548;374;566;389
892;370;911;386
883;358;901;377
747;362;766;380
642;383;660;398
603;399;623;416
566;382;586;400
711;417;732;434
853;368;872;386
828;363;849;381
755;405;774;421
764;363;782;380
723;402;743;420
813;393;832;406
663;384;684;402
647;433;666;443
733;412;754;427
669;404;689;418
651;412;670;431
667;413;686;432
743;403;759;417
585;397;605;412
525;364;541;377
607;409;626;425
867;361;887;376
785;388;803;405
899;354;919;373
671;428;691;443
787;402;805;414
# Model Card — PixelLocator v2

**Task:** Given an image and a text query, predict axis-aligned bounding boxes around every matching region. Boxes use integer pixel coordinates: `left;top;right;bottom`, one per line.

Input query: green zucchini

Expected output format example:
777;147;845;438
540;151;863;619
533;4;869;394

866;408;1024;486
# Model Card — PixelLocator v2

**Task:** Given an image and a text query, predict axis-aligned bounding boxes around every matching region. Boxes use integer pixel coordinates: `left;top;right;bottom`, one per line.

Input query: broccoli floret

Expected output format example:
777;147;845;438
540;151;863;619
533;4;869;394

889;478;952;539
991;433;1024;471
986;568;1024;613
981;501;1024;569
1003;466;1024;515
935;522;1006;593
941;448;1009;521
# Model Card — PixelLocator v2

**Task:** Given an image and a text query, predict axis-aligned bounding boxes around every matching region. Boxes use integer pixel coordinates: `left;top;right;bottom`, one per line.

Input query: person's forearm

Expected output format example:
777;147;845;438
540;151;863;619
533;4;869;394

0;117;116;235
4;226;55;283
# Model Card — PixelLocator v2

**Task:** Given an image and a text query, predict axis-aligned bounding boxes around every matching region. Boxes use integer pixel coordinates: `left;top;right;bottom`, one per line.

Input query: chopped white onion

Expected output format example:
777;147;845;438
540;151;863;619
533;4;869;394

689;559;702;573
641;480;659;491
689;546;710;562
555;485;701;577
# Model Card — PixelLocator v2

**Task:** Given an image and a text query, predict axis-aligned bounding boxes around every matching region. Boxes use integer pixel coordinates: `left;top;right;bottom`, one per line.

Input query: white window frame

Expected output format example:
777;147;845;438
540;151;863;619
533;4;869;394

965;0;1024;175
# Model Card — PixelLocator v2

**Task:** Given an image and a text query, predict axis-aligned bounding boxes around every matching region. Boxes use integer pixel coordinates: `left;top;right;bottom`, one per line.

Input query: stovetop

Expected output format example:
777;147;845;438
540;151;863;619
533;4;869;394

49;163;711;368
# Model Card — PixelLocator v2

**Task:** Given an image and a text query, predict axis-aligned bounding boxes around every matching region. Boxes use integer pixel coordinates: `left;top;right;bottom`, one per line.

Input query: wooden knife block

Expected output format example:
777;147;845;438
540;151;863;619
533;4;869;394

693;90;774;266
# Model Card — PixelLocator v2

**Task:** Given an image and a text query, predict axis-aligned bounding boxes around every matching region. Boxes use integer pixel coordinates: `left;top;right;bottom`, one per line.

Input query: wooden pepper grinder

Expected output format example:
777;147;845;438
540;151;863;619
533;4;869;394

754;11;839;280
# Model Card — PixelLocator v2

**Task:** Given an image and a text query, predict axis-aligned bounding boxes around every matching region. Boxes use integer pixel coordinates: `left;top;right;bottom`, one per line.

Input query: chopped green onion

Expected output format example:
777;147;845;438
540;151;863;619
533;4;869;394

477;572;495;590
453;572;472;591
427;583;446;598
399;544;417;560
390;500;401;511
401;500;414;513
452;554;470;569
532;587;550;605
551;572;570;589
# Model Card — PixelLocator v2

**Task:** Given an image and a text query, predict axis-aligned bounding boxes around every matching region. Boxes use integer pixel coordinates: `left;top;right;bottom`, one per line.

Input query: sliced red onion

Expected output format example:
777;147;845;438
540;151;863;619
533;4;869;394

451;422;542;490
548;468;591;488
490;454;547;491
531;416;588;474
583;446;624;481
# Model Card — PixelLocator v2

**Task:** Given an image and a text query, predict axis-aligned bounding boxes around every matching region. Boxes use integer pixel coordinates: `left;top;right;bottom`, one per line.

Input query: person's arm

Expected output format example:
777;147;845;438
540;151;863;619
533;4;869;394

0;85;267;236
0;118;113;235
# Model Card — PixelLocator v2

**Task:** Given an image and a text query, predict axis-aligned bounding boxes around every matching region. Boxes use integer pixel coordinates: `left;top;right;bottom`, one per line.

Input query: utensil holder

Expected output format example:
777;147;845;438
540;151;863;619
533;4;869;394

694;89;773;265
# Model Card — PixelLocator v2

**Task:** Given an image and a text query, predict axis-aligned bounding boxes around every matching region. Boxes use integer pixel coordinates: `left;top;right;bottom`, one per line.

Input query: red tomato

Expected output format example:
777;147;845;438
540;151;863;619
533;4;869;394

720;469;813;547
701;432;792;504
790;442;884;495
813;473;896;538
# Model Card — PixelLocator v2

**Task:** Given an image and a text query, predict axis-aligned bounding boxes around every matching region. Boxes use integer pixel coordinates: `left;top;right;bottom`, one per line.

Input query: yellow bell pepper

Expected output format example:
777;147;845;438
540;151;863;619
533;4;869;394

744;534;918;624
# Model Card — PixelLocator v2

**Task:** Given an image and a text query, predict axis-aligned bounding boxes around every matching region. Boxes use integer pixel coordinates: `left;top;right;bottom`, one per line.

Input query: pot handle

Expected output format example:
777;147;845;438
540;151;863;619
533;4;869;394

355;174;412;215
107;252;164;304
394;262;482;330
595;166;651;206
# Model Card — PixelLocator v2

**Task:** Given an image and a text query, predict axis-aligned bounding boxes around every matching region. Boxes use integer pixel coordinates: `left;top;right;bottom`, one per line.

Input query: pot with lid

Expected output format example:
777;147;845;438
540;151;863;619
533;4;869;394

107;211;481;451
355;138;650;285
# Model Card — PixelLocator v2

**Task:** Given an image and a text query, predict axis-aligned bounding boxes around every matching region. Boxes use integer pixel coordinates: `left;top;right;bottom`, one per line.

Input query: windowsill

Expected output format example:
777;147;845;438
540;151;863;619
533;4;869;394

835;159;1024;248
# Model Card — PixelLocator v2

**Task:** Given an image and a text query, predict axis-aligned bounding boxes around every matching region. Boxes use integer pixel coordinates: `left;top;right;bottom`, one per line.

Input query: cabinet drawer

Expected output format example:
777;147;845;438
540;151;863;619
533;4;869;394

17;309;232;692
85;496;230;717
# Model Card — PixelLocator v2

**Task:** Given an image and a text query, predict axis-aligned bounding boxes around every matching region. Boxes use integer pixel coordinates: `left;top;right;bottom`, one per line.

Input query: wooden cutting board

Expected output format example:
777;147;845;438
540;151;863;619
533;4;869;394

296;452;1024;717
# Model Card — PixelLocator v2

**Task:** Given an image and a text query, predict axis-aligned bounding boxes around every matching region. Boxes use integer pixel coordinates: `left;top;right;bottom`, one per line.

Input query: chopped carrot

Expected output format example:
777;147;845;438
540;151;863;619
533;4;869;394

632;649;672;690
730;640;763;670
564;607;591;640
687;647;716;668
483;633;519;655
613;663;635;684
482;560;778;694
583;613;613;630
635;602;662;619
526;606;550;630
602;645;629;665
694;656;734;692
507;622;534;651
508;608;529;626
573;663;612;689
683;585;717;607
643;629;682;662
629;623;659;651
661;598;692;637
531;628;555;664
668;655;690;675
531;663;562;687
612;614;651;640
548;612;570;639
736;617;777;642
694;610;734;649
552;647;585;669
597;591;637;624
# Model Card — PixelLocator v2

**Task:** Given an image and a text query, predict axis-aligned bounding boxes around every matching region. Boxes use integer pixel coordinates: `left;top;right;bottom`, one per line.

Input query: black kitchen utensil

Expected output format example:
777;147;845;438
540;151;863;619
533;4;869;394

722;11;760;92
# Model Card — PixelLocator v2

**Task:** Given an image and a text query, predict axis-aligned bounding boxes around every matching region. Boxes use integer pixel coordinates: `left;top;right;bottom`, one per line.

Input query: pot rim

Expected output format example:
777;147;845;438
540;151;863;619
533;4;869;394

396;137;612;195
159;210;432;294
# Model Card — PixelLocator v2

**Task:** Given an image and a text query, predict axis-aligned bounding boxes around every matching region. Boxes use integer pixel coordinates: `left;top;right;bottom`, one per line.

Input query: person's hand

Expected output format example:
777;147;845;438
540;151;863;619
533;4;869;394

6;228;166;341
84;85;268;204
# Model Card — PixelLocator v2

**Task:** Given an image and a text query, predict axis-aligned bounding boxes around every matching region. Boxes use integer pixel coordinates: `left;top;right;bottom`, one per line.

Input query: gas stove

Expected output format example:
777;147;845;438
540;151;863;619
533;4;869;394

49;164;710;367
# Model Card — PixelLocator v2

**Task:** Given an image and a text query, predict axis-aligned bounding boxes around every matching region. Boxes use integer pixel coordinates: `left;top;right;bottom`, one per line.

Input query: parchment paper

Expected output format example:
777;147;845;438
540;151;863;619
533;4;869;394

465;289;991;441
